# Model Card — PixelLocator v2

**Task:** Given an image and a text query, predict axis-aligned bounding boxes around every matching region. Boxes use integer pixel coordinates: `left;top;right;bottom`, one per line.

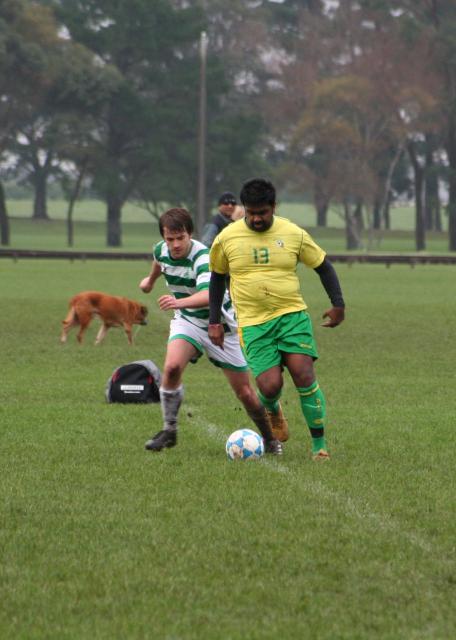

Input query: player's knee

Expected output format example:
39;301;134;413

164;361;184;382
258;380;282;399
294;370;315;389
256;369;283;399
235;384;256;406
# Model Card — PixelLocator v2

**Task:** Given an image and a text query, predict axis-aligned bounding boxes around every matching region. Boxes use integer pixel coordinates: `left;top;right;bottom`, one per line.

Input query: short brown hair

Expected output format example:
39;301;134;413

159;208;194;237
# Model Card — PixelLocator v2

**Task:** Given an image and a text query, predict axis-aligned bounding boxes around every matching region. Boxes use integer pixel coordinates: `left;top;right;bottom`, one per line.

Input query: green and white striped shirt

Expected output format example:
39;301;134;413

154;239;235;330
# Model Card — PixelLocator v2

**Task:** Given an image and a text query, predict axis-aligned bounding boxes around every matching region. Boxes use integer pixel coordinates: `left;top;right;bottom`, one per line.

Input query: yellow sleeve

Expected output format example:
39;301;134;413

299;229;326;268
209;235;228;274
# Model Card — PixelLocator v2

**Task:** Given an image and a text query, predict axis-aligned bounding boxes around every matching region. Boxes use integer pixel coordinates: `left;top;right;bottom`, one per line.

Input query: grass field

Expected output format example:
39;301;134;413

4;198;452;254
1;259;455;639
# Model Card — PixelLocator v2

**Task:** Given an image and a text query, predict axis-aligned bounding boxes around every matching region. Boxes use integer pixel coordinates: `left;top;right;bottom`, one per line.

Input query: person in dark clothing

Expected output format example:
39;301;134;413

200;191;237;247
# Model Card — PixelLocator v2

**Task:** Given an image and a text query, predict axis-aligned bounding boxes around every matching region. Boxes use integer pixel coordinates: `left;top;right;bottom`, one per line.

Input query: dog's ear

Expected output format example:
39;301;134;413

141;305;148;317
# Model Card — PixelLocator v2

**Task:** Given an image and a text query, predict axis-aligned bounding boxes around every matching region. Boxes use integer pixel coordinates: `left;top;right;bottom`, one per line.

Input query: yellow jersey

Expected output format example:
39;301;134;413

209;216;325;327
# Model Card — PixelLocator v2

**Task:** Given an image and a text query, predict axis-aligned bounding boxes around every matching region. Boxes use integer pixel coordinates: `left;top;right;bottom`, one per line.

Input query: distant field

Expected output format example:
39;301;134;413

3;199;452;254
7;197;447;231
1;260;455;639
6;199;157;223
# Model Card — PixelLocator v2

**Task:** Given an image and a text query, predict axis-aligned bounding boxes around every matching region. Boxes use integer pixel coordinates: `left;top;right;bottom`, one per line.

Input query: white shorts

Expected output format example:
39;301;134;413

168;317;248;371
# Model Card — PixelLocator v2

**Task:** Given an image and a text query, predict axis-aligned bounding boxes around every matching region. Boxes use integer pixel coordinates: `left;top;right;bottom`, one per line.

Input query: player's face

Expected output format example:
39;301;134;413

163;227;192;259
244;204;275;232
219;201;236;219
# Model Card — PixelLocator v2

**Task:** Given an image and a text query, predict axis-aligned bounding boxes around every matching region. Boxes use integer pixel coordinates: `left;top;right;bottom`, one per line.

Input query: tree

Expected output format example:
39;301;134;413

358;0;456;249
427;2;456;250
53;0;270;246
164;0;272;210
291;72;406;249
49;0;203;246
262;0;439;249
258;1;331;225
0;0;60;242
9;39;119;221
424;135;443;232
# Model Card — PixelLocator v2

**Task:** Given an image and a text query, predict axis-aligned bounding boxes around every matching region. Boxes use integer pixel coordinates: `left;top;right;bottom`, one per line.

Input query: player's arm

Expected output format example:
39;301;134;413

313;257;345;327
139;259;162;293
208;271;226;347
158;289;209;311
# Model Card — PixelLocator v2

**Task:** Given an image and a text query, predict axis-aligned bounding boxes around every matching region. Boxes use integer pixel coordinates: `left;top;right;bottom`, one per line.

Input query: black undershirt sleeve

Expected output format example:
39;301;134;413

209;271;227;323
314;257;345;307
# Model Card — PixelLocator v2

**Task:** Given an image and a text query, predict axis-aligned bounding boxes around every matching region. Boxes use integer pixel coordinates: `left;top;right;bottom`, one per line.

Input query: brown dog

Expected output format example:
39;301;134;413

61;291;148;345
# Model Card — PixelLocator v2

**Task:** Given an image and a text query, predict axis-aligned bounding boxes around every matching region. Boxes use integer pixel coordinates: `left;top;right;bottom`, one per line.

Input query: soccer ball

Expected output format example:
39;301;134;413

225;429;265;461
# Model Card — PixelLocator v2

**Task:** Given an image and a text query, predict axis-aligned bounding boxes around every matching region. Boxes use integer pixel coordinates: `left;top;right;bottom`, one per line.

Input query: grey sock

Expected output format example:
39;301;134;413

160;386;184;432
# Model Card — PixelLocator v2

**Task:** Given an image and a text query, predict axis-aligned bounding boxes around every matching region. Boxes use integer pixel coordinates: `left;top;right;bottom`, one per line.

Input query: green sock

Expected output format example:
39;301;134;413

257;389;281;414
297;381;327;453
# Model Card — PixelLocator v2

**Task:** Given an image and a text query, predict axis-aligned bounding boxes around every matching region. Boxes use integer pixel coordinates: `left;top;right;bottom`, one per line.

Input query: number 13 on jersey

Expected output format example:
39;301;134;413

252;247;270;264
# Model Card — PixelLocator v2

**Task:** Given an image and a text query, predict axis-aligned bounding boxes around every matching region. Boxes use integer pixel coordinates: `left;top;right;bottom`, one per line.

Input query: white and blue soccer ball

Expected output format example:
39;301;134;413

225;428;265;461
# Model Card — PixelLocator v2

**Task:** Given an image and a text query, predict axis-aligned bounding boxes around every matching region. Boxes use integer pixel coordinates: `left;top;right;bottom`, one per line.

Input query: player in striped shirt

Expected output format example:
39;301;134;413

139;207;281;454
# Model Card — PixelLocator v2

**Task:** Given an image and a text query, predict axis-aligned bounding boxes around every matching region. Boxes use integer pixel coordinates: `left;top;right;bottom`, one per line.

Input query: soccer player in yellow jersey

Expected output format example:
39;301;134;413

208;178;345;460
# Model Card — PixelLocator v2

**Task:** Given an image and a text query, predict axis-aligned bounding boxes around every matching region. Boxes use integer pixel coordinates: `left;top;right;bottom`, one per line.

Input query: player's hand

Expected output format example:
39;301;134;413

158;295;178;311
321;307;345;328
139;277;153;293
208;323;225;349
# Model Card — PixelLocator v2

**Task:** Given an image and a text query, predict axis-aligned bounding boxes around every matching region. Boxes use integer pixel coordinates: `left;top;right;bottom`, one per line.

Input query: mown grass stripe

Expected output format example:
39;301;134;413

189;406;434;554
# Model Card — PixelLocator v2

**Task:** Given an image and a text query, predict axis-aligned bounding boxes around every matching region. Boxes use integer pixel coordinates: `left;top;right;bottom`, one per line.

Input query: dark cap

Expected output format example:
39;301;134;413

218;191;237;205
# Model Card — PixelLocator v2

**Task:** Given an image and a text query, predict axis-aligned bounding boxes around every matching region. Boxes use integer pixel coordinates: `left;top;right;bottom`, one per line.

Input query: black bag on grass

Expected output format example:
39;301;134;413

106;360;161;404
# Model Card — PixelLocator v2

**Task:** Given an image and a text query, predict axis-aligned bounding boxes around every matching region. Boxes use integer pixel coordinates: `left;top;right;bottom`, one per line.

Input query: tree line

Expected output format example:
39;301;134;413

1;0;456;251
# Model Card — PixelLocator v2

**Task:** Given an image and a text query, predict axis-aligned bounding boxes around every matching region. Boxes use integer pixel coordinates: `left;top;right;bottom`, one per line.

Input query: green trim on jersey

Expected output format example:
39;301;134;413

208;357;249;372
168;333;203;354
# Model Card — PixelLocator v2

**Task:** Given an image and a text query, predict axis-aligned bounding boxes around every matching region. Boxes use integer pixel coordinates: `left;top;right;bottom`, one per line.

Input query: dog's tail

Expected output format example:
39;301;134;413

62;305;78;327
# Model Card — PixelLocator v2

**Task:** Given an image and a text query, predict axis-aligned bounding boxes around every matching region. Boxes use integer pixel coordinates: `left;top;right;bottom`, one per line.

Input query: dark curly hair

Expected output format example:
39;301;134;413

240;178;276;207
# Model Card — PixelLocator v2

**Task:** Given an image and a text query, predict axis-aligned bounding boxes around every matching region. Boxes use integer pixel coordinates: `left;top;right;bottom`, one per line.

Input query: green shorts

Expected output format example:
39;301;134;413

238;310;318;378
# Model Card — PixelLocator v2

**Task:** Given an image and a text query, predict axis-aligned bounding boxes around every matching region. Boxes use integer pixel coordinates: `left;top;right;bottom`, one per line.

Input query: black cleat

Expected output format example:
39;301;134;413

145;429;177;452
264;439;283;455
